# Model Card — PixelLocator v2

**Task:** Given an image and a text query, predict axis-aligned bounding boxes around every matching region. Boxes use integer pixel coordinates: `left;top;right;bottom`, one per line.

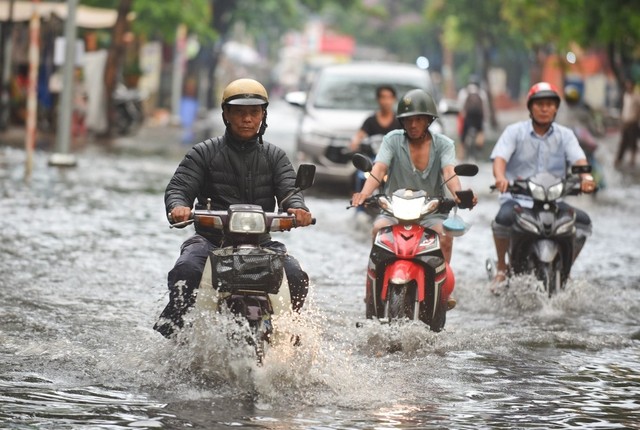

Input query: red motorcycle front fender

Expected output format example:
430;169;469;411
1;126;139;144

381;260;426;301
381;260;455;303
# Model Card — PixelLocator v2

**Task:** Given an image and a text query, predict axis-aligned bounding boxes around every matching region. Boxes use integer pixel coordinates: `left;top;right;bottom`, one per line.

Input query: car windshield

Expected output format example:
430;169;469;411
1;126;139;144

312;72;429;110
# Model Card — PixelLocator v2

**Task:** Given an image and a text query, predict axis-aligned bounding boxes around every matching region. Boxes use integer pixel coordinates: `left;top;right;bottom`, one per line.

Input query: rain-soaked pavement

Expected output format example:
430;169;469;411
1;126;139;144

1;101;639;429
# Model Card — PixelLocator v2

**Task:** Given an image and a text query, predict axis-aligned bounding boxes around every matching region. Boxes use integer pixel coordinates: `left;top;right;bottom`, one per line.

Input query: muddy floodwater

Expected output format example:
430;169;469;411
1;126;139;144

1;128;639;429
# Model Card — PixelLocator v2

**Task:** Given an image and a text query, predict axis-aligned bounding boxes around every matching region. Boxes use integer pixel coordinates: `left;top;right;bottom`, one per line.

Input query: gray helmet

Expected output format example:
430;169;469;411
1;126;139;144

397;89;439;119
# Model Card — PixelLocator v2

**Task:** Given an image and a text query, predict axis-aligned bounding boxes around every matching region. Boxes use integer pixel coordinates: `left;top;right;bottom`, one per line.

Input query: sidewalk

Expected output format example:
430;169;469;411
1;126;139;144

0;121;202;159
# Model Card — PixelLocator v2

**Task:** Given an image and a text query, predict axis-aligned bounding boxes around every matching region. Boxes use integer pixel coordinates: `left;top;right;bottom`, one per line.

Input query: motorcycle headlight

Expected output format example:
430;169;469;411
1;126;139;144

300;131;332;147
391;196;424;220
229;212;266;234
515;215;540;234
556;220;575;235
529;182;547;201
547;182;564;201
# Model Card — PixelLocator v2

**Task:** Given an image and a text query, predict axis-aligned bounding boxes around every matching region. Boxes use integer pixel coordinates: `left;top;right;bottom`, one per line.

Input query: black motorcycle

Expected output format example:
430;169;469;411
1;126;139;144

171;164;316;364
487;166;591;296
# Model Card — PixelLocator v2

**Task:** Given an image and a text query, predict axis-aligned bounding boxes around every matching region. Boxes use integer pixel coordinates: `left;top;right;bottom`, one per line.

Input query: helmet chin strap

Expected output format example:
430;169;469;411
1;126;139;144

257;110;268;144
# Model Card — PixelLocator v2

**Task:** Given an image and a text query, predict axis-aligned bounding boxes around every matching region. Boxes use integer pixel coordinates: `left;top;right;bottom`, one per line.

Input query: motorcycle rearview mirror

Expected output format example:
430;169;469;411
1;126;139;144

571;164;592;174
278;163;316;211
440;163;479;188
454;163;479;177
295;163;316;190
352;153;373;172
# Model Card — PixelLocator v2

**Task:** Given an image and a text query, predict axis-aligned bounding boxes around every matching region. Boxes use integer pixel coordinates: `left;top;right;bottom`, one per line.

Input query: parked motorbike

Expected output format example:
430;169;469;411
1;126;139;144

486;165;591;296
350;153;478;331
113;83;145;135
170;164;316;364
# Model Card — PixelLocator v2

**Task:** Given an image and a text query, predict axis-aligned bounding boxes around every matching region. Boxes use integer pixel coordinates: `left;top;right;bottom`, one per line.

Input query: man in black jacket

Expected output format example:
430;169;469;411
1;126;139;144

154;78;314;338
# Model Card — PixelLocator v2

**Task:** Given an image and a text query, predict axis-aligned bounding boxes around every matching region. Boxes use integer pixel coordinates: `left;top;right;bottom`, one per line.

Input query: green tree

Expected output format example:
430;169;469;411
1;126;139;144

501;0;640;98
203;0;358;108
81;0;213;134
426;0;517;128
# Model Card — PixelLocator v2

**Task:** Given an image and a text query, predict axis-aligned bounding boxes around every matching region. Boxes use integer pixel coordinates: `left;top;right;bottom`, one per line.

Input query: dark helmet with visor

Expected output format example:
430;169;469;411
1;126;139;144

397;89;439;119
564;84;582;104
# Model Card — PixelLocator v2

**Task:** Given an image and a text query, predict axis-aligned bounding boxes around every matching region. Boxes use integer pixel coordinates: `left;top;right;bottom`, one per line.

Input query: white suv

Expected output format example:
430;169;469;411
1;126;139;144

285;62;440;186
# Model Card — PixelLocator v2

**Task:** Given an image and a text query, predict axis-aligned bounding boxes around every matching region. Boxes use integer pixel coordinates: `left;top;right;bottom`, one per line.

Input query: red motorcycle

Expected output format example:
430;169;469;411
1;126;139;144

351;154;477;331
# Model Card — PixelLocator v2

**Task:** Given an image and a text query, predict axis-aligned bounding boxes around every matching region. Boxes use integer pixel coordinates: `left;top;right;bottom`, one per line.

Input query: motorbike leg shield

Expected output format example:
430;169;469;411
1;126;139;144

533;239;559;263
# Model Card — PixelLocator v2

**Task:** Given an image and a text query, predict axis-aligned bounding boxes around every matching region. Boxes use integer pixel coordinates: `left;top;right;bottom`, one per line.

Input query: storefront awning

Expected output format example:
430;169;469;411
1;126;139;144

0;1;134;29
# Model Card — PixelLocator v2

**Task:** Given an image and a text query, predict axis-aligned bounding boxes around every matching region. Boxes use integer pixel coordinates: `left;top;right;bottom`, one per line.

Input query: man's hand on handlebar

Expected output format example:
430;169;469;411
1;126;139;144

351;192;370;207
454;189;478;209
169;206;192;223
288;208;314;227
580;174;596;194
494;175;509;194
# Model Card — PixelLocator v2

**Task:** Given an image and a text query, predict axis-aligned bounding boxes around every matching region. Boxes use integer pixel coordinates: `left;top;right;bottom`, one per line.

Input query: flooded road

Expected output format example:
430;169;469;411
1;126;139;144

1;110;639;429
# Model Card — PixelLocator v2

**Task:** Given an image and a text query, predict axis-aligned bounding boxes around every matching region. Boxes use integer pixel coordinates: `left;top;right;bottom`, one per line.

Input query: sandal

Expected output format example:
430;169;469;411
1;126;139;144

447;296;457;311
490;270;507;295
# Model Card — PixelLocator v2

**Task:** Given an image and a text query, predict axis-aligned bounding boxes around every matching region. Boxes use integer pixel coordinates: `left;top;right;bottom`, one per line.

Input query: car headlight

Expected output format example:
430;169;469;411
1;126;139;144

300;131;332;146
229;212;266;234
546;182;564;201
529;182;547;201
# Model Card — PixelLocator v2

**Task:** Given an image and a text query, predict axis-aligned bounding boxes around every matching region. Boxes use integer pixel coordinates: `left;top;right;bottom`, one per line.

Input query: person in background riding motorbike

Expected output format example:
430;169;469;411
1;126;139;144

615;79;640;169
351;88;479;263
560;84;603;136
490;82;596;288
560;84;606;191
349;85;402;217
457;74;487;158
349;85;402;153
154;78;314;339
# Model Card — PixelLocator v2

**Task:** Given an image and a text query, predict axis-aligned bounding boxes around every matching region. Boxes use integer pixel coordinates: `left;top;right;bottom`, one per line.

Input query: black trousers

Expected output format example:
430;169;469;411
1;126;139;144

153;234;309;338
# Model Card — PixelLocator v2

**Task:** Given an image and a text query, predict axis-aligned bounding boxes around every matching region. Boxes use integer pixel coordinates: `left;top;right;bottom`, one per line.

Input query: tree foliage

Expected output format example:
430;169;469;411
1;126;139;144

81;0;214;42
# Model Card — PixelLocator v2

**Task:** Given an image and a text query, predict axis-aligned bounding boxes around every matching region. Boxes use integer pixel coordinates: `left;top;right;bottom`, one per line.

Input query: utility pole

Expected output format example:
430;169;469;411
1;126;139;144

171;24;187;125
0;0;16;130
49;0;78;167
24;2;40;181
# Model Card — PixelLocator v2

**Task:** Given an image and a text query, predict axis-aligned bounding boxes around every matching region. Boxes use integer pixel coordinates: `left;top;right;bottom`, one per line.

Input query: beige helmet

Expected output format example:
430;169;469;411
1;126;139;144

221;78;269;107
221;78;269;143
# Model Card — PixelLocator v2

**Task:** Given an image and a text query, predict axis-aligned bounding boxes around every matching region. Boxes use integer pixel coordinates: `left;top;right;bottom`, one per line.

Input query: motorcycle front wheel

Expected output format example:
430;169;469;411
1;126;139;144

248;319;272;366
536;258;563;297
428;299;447;332
386;283;416;320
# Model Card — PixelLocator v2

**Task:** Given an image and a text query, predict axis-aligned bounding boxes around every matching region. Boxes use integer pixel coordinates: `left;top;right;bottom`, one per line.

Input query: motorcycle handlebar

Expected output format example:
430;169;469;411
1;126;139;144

347;195;465;215
169;212;315;229
490;176;583;195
